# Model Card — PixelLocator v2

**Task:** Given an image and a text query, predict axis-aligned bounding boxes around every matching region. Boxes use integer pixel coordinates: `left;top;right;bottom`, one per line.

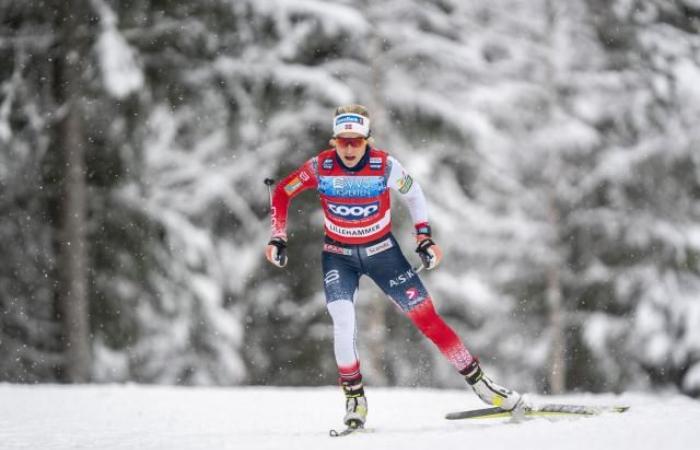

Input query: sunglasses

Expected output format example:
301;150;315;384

335;137;366;148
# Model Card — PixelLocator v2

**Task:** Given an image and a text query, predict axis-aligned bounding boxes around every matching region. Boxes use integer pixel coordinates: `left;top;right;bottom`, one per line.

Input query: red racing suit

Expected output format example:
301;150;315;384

270;147;429;242
269;146;474;378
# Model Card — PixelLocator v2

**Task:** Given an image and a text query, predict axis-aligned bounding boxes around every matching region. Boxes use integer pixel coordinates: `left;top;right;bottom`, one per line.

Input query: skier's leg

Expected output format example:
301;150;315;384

404;297;474;371
407;300;523;409
326;299;360;381
363;234;523;410
322;245;367;426
326;299;367;426
362;235;474;371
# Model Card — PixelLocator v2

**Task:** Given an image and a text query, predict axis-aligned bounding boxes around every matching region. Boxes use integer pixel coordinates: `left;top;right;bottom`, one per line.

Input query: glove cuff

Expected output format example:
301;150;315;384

415;222;432;237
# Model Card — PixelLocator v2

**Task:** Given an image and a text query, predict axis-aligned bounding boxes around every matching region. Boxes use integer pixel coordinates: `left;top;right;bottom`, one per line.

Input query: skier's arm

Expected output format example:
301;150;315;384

387;156;442;269
266;158;318;267
387;156;430;230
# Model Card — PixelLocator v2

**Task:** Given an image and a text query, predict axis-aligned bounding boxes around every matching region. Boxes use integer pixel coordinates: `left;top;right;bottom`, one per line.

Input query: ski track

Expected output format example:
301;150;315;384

0;384;698;450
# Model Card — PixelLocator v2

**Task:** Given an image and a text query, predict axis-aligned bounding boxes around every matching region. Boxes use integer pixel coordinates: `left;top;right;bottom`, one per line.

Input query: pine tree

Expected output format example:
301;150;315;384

2;0;698;396
576;0;700;395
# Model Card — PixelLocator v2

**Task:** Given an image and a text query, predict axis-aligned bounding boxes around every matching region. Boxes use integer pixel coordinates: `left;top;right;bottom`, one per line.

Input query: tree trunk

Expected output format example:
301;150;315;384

542;0;567;395
53;0;91;382
358;33;392;385
546;195;566;394
546;266;566;393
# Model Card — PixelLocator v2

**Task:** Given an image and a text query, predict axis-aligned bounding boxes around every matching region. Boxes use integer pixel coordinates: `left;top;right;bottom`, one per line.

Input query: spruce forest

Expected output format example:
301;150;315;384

1;0;699;398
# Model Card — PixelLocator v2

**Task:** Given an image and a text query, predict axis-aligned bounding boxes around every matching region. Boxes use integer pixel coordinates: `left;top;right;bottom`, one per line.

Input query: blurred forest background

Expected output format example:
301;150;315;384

1;0;699;398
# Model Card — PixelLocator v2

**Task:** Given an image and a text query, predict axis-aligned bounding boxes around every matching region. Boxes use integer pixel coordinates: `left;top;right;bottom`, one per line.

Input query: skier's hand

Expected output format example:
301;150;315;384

415;234;442;270
265;236;288;268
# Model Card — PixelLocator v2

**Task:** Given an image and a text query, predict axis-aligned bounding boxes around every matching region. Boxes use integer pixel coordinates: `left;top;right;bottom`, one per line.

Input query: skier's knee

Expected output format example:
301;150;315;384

327;299;355;333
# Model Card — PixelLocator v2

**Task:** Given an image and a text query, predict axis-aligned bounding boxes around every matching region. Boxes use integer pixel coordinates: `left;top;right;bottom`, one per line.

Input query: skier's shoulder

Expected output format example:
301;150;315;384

368;148;403;175
317;148;336;160
369;147;389;159
313;148;336;172
367;148;392;171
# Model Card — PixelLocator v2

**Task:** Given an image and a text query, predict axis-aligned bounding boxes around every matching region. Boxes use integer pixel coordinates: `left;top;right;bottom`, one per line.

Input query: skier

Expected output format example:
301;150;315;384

265;104;523;429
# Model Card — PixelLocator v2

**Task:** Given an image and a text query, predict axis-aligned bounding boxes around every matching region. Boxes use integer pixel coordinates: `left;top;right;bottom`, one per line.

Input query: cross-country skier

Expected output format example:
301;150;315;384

265;104;523;429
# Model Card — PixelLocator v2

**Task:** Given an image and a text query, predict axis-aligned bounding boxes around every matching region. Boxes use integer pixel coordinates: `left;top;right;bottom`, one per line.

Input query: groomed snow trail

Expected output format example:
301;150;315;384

1;384;697;450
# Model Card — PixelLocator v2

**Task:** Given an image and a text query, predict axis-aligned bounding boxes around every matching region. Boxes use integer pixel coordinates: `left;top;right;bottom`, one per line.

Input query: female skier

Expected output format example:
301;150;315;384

265;104;522;429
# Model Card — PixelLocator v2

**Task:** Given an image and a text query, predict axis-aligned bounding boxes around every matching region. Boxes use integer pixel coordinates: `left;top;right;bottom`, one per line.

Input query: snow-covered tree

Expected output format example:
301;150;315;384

1;0;698;397
574;0;700;395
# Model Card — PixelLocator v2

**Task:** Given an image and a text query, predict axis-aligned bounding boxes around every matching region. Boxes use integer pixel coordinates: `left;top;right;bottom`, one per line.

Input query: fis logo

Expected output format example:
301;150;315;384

327;202;379;220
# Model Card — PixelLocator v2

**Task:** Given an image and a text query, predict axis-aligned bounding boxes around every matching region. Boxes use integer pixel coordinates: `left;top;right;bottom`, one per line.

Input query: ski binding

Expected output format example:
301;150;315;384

329;420;365;437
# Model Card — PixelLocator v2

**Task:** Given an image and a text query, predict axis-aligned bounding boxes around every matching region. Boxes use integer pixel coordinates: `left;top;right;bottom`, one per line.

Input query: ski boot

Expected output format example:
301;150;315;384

340;377;368;428
462;359;524;412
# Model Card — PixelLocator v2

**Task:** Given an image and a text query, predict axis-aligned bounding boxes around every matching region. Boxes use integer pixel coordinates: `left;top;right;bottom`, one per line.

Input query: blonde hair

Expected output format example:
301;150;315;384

329;104;374;146
334;104;370;118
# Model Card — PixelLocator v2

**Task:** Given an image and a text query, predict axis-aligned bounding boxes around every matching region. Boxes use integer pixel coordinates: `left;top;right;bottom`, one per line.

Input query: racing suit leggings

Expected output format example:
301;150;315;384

322;233;474;382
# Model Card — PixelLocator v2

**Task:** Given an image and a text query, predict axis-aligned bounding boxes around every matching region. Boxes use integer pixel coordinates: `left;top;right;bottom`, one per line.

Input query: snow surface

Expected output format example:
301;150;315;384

1;384;698;450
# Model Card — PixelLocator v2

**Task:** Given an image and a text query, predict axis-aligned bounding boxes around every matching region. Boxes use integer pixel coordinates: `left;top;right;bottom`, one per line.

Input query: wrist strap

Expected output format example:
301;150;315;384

268;237;287;248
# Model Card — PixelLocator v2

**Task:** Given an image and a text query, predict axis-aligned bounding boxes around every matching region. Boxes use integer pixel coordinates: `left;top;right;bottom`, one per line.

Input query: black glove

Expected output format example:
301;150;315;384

416;237;435;267
415;236;442;270
266;237;288;268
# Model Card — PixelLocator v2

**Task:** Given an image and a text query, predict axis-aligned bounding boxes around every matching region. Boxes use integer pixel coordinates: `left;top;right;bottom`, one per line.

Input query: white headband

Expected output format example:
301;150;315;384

333;113;370;137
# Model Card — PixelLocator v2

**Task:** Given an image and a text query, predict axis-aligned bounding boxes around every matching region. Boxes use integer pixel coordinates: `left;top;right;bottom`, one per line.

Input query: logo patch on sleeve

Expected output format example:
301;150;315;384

284;177;303;195
397;174;413;194
322;158;334;170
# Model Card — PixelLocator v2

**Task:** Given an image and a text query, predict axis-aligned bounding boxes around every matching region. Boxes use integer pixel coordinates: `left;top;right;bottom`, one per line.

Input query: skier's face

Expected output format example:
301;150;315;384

334;133;367;168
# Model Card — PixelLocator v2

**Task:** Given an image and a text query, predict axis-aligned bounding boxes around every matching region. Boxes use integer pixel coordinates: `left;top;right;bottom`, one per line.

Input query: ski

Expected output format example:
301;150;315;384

446;403;630;420
446;406;509;420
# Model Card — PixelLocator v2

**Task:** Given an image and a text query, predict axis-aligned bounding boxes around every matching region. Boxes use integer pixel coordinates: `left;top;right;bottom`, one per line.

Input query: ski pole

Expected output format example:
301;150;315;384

264;177;275;206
